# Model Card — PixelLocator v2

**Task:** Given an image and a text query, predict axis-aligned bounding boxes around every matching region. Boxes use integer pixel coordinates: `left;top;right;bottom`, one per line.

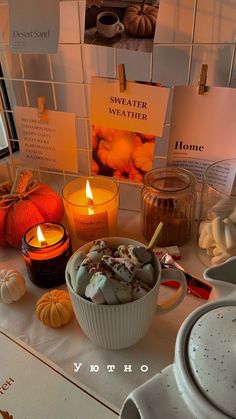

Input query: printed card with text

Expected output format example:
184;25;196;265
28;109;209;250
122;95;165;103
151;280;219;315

90;77;169;182
90;76;169;136
9;0;59;54
0;331;117;418
14;106;78;173
167;86;236;186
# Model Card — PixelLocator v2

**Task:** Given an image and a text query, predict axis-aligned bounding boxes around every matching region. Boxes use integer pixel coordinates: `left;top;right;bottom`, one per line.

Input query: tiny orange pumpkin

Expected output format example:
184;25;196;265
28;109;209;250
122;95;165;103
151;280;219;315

36;289;74;328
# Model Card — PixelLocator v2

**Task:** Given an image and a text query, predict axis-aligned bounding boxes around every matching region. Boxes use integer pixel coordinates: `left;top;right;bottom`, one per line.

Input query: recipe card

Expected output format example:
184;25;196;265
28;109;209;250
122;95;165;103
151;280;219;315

14;106;78;172
167;85;236;184
8;0;59;54
90;76;170;137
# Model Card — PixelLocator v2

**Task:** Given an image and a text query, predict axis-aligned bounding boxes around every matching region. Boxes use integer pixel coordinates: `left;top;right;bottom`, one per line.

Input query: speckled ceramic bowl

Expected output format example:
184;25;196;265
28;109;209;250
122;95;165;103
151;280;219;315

120;299;236;419
175;299;236;419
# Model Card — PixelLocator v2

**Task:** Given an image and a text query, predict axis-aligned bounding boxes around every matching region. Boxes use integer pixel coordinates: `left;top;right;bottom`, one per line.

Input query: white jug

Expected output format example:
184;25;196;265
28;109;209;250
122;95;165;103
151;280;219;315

120;299;236;419
203;256;236;301
120;258;236;419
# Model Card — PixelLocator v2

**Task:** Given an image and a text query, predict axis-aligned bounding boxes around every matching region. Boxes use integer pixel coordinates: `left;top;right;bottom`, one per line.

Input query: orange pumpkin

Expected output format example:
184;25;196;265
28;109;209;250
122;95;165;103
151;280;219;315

97;129;141;171
133;142;155;172
123;3;158;38
36;289;74;328
0;171;64;248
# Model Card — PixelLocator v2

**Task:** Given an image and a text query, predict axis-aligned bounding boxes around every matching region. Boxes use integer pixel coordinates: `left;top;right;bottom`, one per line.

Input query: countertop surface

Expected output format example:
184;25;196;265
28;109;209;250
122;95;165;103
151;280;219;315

0;210;207;415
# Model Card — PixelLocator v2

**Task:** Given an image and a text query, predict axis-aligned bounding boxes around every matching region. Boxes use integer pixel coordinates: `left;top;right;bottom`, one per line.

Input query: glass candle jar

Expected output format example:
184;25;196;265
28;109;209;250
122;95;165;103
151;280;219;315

62;177;119;248
22;222;72;288
142;167;197;246
199;159;236;265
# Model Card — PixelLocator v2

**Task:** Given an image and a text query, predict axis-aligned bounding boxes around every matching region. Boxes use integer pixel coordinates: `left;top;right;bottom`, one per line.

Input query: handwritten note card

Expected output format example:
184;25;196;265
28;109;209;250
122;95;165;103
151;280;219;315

90;77;170;136
14;106;78;173
9;0;59;54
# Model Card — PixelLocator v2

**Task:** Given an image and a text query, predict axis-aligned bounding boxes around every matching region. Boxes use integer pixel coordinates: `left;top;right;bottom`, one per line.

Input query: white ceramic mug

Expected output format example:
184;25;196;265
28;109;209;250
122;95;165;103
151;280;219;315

65;237;187;350
96;11;124;39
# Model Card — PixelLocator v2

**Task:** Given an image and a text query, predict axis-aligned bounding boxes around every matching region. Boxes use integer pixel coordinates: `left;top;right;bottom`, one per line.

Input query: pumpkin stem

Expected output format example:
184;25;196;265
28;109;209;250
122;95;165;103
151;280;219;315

141;0;146;13
0;411;13;419
10;170;34;195
0;170;40;206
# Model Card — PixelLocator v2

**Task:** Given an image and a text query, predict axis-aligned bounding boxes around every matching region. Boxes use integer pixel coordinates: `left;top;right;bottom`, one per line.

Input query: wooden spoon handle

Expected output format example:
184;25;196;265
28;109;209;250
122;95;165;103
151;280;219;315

147;222;164;250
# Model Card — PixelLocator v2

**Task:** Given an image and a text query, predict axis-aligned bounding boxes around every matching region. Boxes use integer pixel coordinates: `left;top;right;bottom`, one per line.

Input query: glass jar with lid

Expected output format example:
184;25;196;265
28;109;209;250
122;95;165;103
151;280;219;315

142;167;197;247
198;158;236;265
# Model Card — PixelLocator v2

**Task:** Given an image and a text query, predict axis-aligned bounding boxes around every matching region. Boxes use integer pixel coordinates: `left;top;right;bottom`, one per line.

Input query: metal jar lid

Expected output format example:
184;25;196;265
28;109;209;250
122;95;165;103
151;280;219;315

187;305;236;418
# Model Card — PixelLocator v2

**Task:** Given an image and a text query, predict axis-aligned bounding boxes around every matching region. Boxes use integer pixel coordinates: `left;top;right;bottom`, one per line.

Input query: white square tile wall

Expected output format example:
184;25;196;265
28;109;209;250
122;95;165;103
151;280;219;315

152;45;191;86
22;54;51;81
190;44;235;86
194;0;236;43
59;1;81;44
0;4;9;45
0;0;235;211
75;118;88;149
10;81;27;107
117;49;152;82
155;124;170;157
26;82;54;109
50;44;83;83
82;44;115;83
231;60;236;87
1;46;22;79
154;0;195;44
54;83;86;116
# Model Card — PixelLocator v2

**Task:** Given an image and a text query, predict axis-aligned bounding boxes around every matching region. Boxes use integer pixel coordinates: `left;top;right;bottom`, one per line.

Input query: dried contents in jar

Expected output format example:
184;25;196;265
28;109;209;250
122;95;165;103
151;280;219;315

142;168;196;247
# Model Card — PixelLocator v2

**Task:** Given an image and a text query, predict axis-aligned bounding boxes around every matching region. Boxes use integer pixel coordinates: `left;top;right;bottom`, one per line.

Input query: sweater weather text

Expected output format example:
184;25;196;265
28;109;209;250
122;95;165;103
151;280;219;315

109;96;148;121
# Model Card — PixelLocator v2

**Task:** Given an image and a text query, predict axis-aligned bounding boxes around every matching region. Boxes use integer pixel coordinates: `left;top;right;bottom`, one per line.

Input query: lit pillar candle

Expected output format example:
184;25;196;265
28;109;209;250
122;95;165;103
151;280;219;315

22;222;72;288
62;177;119;247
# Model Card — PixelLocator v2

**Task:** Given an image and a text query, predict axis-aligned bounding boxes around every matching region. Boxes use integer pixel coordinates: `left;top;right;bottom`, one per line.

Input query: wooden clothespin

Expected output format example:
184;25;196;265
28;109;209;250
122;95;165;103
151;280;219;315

38;96;45;115
38;96;45;114
38;96;48;120
118;64;126;93
198;64;208;95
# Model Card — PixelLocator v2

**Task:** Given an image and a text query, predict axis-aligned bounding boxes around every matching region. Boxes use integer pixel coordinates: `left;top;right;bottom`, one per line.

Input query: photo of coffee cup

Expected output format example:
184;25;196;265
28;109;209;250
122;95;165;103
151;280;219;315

96;11;124;39
84;1;159;52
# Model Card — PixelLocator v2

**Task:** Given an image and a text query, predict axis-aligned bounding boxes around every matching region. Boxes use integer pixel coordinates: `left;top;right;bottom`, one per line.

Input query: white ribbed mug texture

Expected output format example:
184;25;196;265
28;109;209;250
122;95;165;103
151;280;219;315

65;237;186;349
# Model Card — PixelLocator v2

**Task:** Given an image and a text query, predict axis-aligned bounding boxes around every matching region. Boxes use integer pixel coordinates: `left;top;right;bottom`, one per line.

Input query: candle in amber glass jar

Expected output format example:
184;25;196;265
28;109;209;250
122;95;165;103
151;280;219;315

22;222;72;288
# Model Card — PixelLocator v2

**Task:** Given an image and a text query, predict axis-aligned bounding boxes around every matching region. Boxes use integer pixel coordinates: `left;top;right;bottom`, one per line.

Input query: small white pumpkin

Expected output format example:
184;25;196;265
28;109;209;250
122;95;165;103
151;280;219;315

0;269;26;304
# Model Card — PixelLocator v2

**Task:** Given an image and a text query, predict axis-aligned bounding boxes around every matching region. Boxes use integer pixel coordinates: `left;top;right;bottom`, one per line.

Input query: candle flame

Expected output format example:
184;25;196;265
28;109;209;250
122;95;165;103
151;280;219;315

37;226;46;244
86;180;94;215
86;180;94;202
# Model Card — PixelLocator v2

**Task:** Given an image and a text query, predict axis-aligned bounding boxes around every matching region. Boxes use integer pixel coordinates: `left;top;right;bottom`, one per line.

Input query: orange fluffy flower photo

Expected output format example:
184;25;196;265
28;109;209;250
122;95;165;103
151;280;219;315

92;125;155;182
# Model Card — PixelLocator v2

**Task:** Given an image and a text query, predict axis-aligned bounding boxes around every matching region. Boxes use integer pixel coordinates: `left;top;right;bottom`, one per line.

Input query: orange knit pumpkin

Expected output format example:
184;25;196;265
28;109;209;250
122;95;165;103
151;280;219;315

0;171;64;248
123;2;158;38
36;289;74;328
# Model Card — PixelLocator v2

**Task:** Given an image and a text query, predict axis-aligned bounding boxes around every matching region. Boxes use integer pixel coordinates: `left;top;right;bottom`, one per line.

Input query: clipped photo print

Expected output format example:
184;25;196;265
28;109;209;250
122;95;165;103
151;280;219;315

92;125;155;182
85;0;159;52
